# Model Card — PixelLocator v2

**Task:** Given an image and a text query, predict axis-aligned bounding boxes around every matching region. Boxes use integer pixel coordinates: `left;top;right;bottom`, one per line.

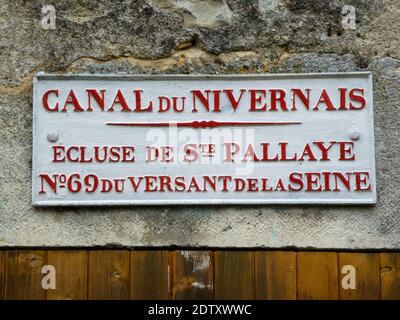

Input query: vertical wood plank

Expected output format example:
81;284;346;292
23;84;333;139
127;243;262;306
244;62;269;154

172;251;213;299
88;250;129;300
255;251;297;300
297;252;338;300
130;251;169;299
380;253;400;300
0;251;4;300
214;251;254;299
339;253;380;300
46;250;88;300
5;250;46;300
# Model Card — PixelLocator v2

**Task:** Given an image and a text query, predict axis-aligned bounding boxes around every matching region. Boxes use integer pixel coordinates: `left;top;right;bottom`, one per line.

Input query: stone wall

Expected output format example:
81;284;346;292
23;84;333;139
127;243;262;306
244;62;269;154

0;0;399;248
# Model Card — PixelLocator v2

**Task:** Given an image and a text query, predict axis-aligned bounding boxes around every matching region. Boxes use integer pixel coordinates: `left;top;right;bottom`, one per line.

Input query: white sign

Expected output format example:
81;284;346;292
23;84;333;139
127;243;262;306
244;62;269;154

32;73;376;205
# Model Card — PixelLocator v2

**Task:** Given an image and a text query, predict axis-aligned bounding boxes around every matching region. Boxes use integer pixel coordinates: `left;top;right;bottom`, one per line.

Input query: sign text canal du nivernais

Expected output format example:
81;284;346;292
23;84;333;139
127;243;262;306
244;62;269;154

32;73;376;205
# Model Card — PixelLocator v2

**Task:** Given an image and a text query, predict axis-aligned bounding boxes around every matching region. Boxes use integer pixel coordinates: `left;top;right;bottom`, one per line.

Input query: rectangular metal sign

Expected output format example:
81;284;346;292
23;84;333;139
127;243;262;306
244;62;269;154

32;73;376;205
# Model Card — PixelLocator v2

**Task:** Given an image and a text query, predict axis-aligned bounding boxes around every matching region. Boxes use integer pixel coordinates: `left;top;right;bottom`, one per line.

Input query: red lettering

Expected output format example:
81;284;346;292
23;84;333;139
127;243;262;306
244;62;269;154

314;89;336;111
223;89;245;111
291;88;310;110
339;142;355;161
355;171;371;191
134;89;153;112
42;89;59;111
87;89;105;111
270;89;287;111
349;88;366;110
249;89;267;111
191;90;210;112
62;90;84;112
108;90;132;112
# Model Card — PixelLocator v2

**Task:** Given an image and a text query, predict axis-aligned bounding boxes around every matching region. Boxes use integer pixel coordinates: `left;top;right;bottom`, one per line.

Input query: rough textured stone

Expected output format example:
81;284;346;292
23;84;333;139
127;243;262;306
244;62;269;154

0;0;399;248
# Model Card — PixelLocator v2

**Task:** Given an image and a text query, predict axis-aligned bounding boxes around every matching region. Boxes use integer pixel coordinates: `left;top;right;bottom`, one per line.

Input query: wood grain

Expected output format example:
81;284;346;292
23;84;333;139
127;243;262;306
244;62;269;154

0;250;399;300
130;251;169;299
5;250;46;300
172;251;213;299
0;251;4;300
88;250;130;300
339;253;380;300
46;250;88;300
297;252;338;300
214;251;254;299
380;253;400;299
255;251;297;300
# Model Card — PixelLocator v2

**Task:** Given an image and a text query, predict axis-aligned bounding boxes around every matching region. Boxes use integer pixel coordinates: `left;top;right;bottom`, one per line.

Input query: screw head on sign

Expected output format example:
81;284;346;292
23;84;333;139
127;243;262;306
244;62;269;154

47;132;58;142
349;130;360;141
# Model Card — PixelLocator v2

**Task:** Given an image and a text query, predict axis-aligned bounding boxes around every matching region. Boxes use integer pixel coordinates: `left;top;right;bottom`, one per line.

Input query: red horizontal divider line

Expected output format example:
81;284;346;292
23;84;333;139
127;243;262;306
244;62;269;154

106;120;302;128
